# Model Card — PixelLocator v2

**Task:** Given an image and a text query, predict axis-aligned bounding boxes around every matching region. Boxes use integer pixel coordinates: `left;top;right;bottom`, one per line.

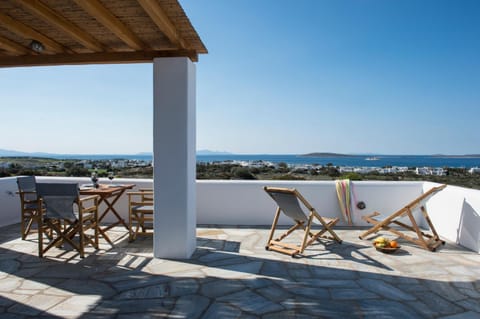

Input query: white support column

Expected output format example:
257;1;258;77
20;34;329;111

153;57;196;258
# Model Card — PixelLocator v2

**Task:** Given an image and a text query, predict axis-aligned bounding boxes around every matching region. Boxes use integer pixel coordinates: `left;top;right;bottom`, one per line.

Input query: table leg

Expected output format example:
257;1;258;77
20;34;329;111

96;190;128;245
98;191;129;230
102;200;128;230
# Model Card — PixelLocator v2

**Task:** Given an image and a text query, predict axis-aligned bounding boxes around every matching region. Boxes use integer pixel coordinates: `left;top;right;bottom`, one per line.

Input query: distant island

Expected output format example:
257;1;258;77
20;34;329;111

300;152;356;158
196;150;232;155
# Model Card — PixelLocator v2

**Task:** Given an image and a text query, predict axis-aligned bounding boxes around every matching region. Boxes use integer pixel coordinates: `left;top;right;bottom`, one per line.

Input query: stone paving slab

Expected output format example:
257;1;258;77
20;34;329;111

0;224;479;318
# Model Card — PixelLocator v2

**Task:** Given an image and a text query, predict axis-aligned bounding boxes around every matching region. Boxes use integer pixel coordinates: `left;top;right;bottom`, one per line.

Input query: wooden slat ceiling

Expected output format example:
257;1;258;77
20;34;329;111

0;0;207;67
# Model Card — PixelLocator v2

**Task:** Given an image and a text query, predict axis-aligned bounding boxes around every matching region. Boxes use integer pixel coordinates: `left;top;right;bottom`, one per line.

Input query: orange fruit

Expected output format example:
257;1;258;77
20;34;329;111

390;240;398;248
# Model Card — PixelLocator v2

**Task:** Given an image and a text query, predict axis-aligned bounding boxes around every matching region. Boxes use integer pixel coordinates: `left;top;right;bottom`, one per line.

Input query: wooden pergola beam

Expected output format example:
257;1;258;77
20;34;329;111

13;0;106;52
137;0;189;50
0;34;30;55
0;0;205;66
0;49;198;67
73;0;147;51
0;11;68;53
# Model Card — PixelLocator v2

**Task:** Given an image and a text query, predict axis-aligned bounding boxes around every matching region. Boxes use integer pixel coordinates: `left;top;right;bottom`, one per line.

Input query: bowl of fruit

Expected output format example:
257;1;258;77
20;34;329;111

373;237;400;253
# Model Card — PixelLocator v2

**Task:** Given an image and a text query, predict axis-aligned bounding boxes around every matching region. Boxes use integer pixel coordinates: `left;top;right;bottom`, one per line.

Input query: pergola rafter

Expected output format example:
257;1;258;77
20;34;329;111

137;0;189;50
0;11;70;54
73;0;147;51
13;0;107;52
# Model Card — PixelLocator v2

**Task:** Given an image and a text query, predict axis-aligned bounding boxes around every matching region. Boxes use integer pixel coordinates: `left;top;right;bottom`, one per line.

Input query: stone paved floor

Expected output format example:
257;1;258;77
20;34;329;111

0;224;479;319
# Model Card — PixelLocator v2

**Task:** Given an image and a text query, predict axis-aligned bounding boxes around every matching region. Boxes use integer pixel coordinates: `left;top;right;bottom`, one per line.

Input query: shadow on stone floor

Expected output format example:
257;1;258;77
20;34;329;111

0;226;479;318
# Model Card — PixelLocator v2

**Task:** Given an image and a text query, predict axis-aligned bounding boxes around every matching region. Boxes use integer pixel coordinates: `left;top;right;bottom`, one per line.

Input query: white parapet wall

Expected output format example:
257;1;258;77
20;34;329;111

196;180;425;227
423;182;480;253
0;177;21;228
1;177;479;253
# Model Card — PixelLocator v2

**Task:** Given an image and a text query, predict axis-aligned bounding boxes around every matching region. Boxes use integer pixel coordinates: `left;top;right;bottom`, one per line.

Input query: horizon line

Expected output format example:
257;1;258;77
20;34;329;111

1;149;480;157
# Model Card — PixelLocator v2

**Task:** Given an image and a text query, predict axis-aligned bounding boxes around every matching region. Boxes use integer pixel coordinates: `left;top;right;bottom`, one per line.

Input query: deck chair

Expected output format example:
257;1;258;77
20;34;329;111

36;183;99;258
359;184;447;251
264;186;342;257
17;176;44;239
127;189;154;242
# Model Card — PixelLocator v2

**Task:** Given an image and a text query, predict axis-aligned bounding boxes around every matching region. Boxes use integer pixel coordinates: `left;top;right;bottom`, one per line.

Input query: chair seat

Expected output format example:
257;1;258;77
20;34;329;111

128;191;154;242
24;202;45;210
44;210;95;222
132;205;154;213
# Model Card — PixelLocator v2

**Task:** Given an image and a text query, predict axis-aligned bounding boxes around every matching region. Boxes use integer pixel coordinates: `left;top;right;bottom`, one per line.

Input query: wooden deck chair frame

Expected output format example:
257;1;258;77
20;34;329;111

127;189;154;242
16;176;43;240
17;187;42;240
359;184;447;251
17;176;57;240
37;183;100;258
264;186;342;257
39;195;99;258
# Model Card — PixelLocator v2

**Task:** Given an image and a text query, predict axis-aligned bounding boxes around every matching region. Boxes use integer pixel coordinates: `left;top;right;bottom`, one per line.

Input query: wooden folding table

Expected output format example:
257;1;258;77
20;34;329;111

80;184;135;245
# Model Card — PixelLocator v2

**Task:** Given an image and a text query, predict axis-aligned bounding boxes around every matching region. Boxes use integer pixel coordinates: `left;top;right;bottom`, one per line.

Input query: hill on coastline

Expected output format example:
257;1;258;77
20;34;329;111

0;148;55;157
0;148;232;158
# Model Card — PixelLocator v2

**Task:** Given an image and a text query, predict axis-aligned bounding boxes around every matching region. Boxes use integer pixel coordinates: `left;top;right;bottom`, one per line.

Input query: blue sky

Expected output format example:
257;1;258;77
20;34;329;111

1;0;479;155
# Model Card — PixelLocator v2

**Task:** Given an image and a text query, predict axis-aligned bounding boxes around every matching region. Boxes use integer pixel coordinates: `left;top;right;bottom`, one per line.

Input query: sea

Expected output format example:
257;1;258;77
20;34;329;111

51;154;480;169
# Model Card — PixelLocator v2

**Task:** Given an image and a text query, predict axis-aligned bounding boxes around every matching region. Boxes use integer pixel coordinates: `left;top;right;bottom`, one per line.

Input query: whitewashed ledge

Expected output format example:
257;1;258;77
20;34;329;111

1;177;479;253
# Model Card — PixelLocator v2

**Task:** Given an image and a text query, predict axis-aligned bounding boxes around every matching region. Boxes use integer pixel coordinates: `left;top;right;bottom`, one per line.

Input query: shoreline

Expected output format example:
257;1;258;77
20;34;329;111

2;155;480;170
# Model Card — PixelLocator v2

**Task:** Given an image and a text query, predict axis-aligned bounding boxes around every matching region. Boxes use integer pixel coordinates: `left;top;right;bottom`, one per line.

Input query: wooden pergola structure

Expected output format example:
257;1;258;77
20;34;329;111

0;0;207;259
0;0;207;66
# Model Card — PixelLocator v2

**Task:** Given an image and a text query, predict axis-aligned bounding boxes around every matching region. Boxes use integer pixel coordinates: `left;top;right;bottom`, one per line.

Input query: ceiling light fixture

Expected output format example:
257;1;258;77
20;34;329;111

29;39;45;53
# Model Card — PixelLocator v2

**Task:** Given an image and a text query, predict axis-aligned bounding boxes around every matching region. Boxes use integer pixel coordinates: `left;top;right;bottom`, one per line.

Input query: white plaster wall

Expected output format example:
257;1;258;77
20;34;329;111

423;182;480;253
0;177;21;228
0;178;437;227
196;180;424;227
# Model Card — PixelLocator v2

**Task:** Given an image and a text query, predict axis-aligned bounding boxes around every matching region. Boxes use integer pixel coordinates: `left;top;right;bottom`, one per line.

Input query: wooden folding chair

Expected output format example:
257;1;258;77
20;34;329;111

17;176;43;240
127;189;154;242
264;186;342;257
36;183;99;258
359;184;447;251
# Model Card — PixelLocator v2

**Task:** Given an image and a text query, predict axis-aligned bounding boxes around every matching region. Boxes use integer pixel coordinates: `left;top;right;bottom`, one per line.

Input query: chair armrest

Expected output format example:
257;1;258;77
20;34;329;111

16;191;37;194
79;195;100;214
128;191;154;195
80;195;100;203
